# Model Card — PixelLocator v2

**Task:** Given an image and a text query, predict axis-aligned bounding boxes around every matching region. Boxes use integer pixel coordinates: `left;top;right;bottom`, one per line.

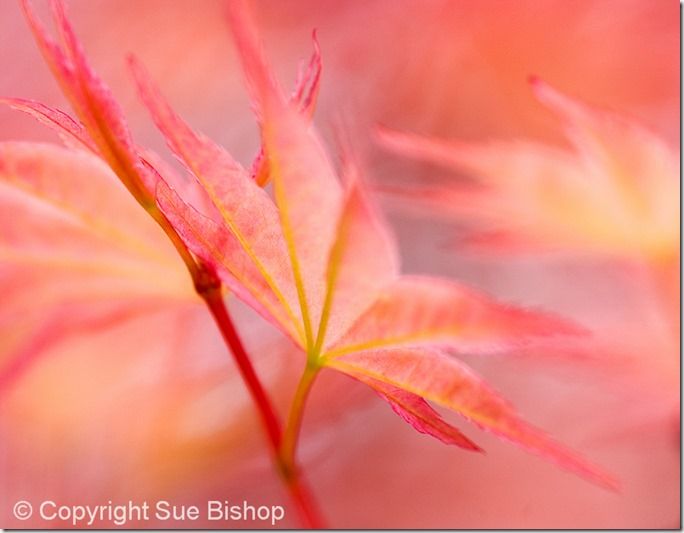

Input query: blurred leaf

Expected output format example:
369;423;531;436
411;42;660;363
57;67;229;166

377;81;678;261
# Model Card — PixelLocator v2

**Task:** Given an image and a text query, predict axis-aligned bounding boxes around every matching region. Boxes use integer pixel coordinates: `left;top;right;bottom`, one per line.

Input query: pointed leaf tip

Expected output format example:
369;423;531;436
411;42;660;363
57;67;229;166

251;26;323;186
327;347;619;491
228;0;344;350
0;98;97;154
21;0;158;206
352;373;483;452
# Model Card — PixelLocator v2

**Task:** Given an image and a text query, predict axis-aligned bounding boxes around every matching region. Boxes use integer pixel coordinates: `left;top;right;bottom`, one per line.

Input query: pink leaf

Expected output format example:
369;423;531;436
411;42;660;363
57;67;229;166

0;98;97;154
228;0;343;349
155;181;301;344
377;81;678;259
21;0;158;203
251;31;322;186
0;142;194;392
0;141;177;269
130;56;304;344
327;276;583;357
349;372;482;451
290;31;323;118
316;172;400;352
327;347;619;490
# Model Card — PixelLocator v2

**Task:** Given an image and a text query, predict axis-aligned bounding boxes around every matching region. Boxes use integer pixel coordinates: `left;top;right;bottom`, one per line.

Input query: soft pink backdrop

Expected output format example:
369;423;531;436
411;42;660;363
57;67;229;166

0;0;679;528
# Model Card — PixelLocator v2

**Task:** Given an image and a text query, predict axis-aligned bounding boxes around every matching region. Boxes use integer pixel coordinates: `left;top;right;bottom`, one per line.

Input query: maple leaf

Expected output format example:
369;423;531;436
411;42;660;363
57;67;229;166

11;0;161;208
250;31;322;186
0;141;194;391
136;0;617;489
376;79;679;264
0;0;211;397
5;0;320;231
376;79;680;366
1;0;325;361
3;5;336;525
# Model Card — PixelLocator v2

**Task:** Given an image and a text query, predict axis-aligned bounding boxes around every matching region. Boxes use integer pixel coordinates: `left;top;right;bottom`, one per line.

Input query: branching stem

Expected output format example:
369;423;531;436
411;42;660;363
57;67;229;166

280;362;320;469
199;285;324;529
278;360;324;528
26;1;324;523
154;213;324;527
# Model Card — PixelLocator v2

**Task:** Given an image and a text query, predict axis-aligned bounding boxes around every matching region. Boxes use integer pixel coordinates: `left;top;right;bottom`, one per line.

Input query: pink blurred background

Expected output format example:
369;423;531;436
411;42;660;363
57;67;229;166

0;0;679;528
